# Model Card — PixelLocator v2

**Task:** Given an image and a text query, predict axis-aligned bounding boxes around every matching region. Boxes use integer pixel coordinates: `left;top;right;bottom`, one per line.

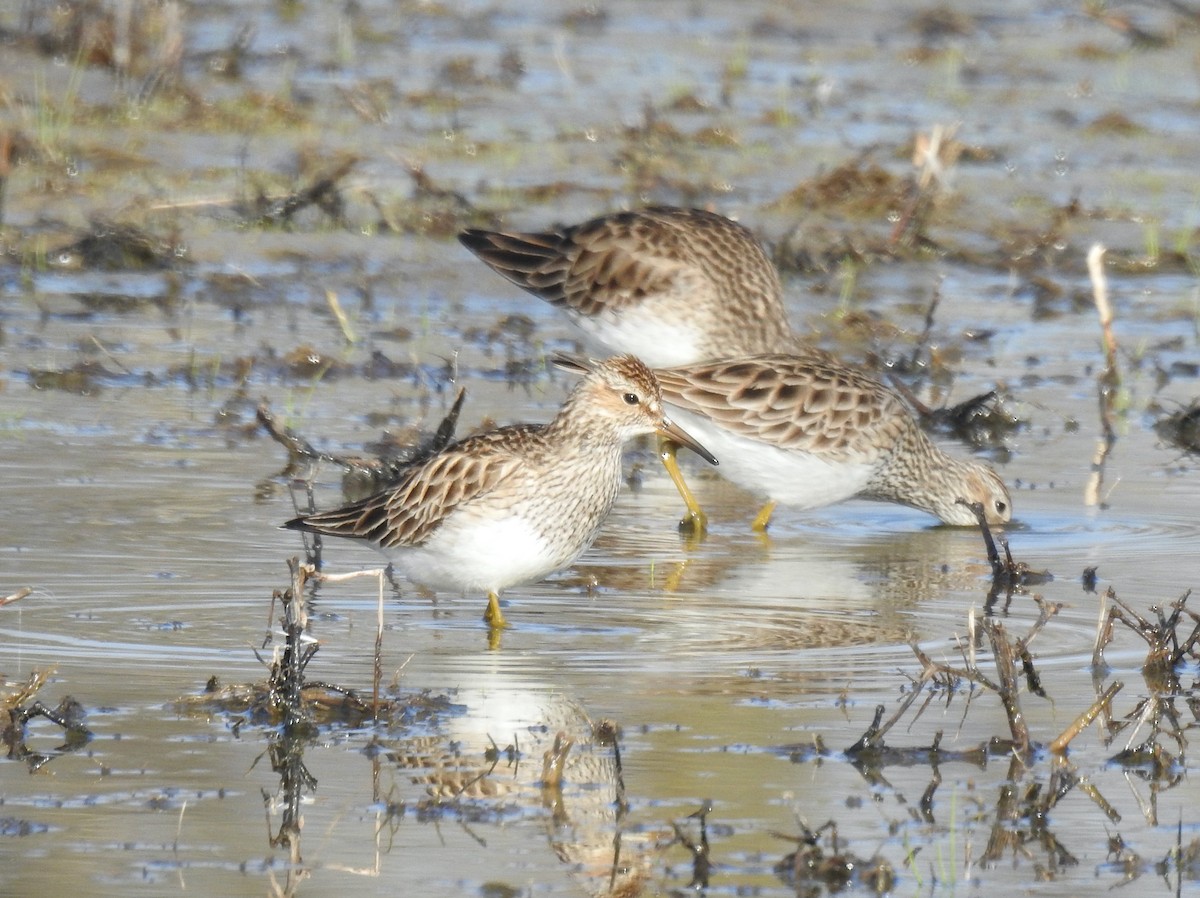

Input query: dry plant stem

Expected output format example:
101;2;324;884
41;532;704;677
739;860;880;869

981;619;1030;758
258;405;331;463
1;587;32;607
907;278;943;370
981;754;1027;863
540;731;573;790
1123;763;1161;826
2;669;53;708
1092;587;1115;669
286;558;309;631
875;645;947;737
1083;410;1116;508
1085;243;1119;507
282;558;310;732
942;599;1060;759
88;334;135;376
671;804;713;890
1121;699;1162;762
1050;680;1124;754
1069;766;1122;824
1088;244;1119;381
312;566;387;718
0;130;11;226
374;607;383;720
324;289;357;344
1100;590;1200;680
890;123;955;247
1177;613;1200;663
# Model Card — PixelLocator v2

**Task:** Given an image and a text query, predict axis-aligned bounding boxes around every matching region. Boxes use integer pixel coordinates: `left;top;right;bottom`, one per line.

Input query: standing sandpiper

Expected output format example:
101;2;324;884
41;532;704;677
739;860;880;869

284;354;718;629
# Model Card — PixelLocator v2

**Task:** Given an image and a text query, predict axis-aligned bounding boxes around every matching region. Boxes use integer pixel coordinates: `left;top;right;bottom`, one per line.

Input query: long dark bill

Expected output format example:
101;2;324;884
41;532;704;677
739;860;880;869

659;415;718;466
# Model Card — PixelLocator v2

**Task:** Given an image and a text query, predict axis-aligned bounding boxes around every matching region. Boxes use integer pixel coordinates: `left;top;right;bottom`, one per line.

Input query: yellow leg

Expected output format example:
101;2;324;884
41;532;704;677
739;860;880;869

659;436;708;536
751;500;777;533
484;591;509;630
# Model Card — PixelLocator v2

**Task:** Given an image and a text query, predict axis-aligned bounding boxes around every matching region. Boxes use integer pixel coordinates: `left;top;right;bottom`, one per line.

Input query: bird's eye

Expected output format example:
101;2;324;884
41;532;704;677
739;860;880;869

995;500;1007;514
623;392;639;405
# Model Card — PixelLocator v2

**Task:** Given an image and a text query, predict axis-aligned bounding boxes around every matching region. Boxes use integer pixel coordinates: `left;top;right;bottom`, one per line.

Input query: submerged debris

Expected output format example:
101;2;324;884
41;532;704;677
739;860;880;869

1092;588;1200;688
365;161;487;237
3;669;93;772
27;360;116;394
896;379;1022;450
1153;401;1200;454
773;820;895;896
51;218;185;270
248;154;358;228
777;159;906;220
259;387;466;497
671;800;714;890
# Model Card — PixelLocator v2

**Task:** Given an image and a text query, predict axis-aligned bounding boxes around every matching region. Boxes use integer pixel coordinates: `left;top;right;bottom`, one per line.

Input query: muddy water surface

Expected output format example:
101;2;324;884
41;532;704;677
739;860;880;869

3;1;1200;896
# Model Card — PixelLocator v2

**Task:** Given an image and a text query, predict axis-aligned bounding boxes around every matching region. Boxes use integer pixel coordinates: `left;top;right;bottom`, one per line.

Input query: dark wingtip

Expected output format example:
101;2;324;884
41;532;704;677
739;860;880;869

457;228;489;251
281;516;310;532
550;351;593;375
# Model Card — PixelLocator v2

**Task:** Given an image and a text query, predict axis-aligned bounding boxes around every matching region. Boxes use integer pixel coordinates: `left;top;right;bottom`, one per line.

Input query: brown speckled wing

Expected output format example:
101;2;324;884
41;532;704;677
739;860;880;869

286;426;537;548
655;354;909;461
457;228;575;304
460;213;687;316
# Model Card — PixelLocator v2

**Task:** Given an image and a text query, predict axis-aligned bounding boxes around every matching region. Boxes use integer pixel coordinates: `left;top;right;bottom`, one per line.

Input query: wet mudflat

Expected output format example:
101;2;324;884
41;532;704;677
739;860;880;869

3;1;1200;895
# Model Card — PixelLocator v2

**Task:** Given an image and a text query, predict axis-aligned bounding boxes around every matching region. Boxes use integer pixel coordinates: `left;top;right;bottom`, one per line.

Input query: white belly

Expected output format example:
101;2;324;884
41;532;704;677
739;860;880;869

387;512;561;595
664;407;878;509
570;307;708;369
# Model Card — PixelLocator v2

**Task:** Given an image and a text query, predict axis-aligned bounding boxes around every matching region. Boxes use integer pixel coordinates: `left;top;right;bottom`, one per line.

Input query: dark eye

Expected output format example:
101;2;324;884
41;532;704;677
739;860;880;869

996;500;1007;514
623;392;639;405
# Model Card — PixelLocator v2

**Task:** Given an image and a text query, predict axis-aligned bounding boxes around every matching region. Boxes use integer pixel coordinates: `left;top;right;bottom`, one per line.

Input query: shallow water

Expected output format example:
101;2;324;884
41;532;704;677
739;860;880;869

3;1;1200;896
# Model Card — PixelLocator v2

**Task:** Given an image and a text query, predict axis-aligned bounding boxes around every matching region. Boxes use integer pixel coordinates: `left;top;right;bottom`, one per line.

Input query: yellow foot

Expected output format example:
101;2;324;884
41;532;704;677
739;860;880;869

483;591;509;630
677;508;708;540
751;501;777;533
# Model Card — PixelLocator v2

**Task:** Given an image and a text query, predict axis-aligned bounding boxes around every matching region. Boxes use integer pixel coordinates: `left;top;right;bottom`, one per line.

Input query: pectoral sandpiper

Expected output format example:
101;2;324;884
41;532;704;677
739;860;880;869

459;206;794;368
652;353;1011;531
284;354;718;629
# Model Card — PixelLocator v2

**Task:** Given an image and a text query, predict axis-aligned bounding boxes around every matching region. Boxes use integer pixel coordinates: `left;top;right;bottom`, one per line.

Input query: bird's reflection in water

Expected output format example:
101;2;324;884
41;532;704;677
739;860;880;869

381;693;673;897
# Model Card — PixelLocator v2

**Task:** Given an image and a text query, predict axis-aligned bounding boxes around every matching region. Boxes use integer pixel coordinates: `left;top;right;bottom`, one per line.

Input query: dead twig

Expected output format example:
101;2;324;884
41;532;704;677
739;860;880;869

671;800;713;890
1;587;32;607
253;155;359;227
1094;588;1200;690
260;387;466;491
1085;243;1120;507
1050;681;1124;754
